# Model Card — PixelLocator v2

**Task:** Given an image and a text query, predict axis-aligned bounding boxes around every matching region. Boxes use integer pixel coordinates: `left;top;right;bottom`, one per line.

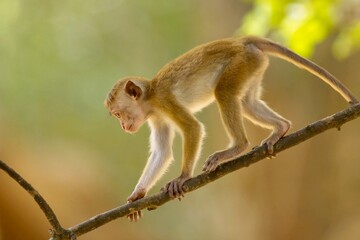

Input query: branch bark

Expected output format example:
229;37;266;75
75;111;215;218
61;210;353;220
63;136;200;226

1;103;359;240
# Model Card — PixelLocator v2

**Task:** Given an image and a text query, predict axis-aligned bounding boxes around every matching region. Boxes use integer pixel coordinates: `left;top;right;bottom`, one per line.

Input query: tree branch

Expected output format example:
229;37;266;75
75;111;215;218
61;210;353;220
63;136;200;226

1;103;359;240
0;160;74;239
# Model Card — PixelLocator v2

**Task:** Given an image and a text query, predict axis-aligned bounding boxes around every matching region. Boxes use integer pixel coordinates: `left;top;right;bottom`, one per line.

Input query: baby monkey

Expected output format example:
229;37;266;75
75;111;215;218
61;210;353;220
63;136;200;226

105;36;358;221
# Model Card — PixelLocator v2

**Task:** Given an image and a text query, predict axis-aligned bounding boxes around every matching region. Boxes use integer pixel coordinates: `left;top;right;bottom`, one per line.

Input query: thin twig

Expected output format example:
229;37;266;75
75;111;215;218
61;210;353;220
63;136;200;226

0;103;359;240
0;160;73;239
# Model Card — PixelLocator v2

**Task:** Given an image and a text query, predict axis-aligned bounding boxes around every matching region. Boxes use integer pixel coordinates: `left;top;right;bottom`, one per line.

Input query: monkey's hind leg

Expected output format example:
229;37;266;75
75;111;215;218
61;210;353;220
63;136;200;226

203;93;250;173
242;85;291;155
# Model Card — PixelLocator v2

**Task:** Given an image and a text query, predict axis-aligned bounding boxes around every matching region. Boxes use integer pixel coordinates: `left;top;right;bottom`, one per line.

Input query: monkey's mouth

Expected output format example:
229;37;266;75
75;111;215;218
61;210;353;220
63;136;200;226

123;123;137;133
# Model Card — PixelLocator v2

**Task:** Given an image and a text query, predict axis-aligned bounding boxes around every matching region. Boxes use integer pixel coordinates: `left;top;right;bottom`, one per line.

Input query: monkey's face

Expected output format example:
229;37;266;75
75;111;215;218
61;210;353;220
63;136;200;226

109;93;150;133
111;105;147;133
106;78;152;133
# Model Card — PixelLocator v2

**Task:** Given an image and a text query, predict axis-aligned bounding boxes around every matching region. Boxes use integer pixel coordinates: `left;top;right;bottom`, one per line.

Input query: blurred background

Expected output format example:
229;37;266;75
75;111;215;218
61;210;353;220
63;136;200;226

1;0;360;239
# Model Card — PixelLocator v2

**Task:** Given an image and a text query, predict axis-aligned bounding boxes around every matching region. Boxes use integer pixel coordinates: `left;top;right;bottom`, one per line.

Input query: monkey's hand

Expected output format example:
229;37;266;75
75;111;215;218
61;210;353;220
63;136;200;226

127;188;147;222
163;174;190;200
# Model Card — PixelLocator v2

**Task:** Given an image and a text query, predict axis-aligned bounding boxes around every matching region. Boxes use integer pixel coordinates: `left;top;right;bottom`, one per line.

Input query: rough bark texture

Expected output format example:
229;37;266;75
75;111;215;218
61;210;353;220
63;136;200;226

1;103;359;240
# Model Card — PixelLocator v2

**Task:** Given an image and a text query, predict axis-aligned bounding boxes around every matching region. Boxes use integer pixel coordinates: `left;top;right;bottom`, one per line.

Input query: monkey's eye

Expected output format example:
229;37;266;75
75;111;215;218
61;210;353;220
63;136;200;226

113;112;121;118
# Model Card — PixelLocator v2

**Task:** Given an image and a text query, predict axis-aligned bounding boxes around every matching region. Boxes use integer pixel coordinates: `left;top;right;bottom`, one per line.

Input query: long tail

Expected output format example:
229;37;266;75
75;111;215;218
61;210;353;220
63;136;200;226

246;37;359;105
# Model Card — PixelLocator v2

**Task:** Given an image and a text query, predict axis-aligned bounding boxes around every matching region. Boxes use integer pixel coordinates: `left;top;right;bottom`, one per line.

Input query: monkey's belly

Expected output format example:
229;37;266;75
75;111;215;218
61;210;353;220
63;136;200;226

173;64;224;112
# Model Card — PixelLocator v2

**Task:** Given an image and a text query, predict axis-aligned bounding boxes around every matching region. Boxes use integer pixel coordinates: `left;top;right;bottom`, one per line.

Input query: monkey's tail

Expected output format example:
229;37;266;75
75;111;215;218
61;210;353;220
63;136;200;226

248;37;359;105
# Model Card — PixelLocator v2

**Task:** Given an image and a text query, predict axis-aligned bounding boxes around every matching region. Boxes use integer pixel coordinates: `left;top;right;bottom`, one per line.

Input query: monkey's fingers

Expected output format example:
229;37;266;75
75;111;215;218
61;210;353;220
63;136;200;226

127;211;142;222
261;141;278;158
133;210;142;221
174;183;185;200
202;158;219;173
164;178;186;199
127;213;134;222
178;192;185;201
266;143;274;155
127;199;141;222
163;181;172;197
173;184;178;198
167;181;176;199
202;161;210;172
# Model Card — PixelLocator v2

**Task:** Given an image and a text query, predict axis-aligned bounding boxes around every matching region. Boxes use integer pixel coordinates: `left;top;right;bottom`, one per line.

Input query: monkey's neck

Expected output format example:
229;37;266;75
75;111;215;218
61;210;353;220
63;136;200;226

147;78;160;99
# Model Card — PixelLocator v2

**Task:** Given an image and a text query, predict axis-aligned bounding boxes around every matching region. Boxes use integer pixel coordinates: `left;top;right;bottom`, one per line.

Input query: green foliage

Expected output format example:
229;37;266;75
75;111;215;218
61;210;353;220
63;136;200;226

333;21;360;58
238;0;360;58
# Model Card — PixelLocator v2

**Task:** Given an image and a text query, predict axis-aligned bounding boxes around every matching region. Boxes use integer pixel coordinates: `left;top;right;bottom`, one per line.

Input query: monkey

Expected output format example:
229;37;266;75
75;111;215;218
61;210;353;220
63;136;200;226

104;36;358;221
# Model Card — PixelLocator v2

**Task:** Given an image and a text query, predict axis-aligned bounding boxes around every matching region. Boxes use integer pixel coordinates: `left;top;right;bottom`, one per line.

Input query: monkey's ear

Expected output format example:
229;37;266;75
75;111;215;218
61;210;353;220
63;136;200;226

125;80;142;100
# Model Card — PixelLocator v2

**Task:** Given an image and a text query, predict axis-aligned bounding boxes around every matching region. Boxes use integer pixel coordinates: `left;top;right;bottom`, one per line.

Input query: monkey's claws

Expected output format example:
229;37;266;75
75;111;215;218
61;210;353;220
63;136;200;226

163;175;190;200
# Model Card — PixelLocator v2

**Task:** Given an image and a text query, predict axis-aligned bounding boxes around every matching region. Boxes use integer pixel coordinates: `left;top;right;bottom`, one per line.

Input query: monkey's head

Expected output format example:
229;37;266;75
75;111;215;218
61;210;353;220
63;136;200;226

105;77;152;133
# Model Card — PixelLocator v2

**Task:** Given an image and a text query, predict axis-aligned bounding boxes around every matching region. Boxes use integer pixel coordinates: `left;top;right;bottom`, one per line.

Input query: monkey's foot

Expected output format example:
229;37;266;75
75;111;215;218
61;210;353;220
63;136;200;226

261;140;275;155
261;135;285;156
262;121;291;155
203;145;247;173
202;152;223;173
261;133;284;155
163;175;190;199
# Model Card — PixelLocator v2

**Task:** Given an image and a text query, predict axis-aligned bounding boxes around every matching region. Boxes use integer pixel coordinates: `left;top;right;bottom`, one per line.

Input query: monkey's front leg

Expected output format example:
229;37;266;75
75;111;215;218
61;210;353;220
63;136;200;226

127;120;174;221
163;114;204;199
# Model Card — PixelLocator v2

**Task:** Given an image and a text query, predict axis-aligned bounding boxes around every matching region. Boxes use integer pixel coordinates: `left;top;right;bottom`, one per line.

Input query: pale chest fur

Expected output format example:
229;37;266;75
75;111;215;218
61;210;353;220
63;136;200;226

172;63;226;113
